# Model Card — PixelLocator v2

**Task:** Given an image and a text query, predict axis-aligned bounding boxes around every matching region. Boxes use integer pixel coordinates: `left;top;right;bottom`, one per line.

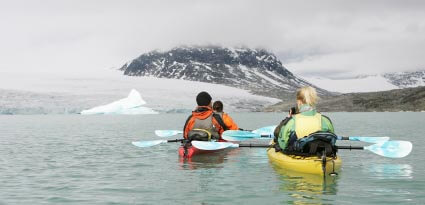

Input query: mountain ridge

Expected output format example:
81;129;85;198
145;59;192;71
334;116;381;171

120;46;329;98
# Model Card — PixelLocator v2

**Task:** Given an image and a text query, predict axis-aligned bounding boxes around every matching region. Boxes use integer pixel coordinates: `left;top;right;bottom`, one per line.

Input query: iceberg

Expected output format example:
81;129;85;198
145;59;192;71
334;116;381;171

81;89;158;115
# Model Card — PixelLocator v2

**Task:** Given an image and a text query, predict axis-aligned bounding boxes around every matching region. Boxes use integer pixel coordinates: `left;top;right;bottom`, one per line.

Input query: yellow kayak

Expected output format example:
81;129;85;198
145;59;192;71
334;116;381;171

267;147;342;176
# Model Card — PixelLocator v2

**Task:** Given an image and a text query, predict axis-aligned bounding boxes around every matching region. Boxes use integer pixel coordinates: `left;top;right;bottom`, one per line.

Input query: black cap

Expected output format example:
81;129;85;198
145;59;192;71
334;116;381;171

196;91;212;106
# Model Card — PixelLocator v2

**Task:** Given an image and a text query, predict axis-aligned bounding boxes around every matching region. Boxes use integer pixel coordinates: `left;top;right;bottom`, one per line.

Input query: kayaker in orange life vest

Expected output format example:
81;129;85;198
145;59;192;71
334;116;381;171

212;100;239;130
183;91;228;141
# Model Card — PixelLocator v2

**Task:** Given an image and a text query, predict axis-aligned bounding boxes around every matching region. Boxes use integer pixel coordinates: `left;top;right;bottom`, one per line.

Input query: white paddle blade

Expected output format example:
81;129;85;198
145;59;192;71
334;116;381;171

132;140;167;148
366;141;413;158
155;130;182;137
221;135;247;142
349;136;390;143
191;141;239;150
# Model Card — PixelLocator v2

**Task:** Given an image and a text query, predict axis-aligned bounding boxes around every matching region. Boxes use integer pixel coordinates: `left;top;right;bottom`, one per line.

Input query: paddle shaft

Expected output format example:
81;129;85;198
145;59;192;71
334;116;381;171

238;144;271;148
336;145;364;150
237;144;364;150
168;139;185;143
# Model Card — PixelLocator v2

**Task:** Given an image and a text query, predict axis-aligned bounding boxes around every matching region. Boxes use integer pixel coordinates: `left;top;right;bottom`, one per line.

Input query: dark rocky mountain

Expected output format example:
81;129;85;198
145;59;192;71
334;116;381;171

383;70;425;88
266;86;425;112
120;46;328;98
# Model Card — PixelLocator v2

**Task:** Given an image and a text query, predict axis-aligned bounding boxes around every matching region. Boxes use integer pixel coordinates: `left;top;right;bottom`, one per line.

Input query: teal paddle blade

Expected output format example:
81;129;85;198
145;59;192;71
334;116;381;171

191;141;239;150
365;141;412;158
252;126;277;135
132;140;167;148
222;130;273;141
222;130;261;138
155;130;183;137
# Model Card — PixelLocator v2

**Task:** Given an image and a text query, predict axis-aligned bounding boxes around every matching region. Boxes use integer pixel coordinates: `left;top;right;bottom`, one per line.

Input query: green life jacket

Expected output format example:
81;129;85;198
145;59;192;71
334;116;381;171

276;111;337;156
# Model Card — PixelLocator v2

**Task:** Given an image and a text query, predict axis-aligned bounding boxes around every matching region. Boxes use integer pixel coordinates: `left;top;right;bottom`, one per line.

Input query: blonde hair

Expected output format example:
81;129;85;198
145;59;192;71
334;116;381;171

296;86;319;107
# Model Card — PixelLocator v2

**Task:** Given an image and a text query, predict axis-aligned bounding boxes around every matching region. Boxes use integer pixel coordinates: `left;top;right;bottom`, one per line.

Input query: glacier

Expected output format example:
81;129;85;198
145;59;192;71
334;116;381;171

0;70;281;114
80;89;158;115
300;75;398;93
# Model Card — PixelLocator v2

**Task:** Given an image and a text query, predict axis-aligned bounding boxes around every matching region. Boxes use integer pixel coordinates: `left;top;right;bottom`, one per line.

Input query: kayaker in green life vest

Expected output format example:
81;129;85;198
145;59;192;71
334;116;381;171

274;86;335;151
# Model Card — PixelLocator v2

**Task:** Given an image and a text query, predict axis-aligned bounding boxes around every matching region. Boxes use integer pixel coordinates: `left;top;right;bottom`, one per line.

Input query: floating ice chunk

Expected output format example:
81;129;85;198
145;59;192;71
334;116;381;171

81;89;158;115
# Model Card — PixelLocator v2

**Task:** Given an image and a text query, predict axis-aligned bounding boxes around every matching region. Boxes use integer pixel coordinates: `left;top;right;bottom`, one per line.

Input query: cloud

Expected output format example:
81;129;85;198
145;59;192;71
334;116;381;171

0;0;424;78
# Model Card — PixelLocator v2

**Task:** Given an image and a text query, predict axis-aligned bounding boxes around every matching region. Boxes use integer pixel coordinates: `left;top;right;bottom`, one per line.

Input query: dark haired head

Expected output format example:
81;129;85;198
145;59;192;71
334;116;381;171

213;101;223;112
196;91;212;106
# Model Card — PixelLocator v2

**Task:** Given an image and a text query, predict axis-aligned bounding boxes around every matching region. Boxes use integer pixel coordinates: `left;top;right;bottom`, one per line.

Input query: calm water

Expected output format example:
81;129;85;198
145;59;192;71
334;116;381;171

1;112;424;204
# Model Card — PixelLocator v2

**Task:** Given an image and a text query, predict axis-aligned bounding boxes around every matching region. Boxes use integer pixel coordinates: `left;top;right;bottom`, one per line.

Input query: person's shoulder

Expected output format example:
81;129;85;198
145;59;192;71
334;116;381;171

320;114;333;124
287;117;295;124
281;116;295;126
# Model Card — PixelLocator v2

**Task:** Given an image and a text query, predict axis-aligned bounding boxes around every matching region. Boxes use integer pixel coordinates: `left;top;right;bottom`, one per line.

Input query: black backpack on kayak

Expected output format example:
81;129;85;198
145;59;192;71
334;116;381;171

282;131;338;157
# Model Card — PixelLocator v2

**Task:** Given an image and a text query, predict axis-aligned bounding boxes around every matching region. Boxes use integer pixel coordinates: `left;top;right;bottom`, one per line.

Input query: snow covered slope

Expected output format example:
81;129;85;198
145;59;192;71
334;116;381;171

301;75;399;93
302;70;425;93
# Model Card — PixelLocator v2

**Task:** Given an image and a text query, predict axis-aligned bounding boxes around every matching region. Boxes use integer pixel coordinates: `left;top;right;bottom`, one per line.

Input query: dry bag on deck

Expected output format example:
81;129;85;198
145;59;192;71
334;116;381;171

283;131;338;157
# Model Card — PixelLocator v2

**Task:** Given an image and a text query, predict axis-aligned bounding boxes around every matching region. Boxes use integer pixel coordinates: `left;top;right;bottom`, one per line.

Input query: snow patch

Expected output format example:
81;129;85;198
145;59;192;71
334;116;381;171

256;55;266;61
227;47;239;59
301;75;398;93
252;70;286;88
238;64;253;79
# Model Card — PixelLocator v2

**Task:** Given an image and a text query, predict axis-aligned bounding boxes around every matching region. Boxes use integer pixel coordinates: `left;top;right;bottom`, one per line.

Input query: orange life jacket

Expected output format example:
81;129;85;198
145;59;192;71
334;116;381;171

183;106;227;139
215;112;239;130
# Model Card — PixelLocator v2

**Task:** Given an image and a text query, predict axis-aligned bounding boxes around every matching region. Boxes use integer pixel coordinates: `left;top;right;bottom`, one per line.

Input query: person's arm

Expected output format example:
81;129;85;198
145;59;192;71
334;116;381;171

277;119;295;150
183;115;193;139
273;108;295;139
321;115;335;133
223;113;238;130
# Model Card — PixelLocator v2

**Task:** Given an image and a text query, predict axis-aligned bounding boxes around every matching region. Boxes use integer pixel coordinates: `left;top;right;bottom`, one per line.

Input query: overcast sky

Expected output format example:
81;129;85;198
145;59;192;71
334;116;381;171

1;0;424;79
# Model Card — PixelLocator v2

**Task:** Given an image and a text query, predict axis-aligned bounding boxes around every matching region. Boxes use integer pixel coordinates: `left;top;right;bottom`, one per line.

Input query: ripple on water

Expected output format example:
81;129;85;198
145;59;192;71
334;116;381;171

366;164;413;179
0;113;423;204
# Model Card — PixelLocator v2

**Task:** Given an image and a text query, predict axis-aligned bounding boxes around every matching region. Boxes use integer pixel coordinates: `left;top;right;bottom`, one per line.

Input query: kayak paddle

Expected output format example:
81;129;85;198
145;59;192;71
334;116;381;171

132;139;184;148
155;130;183;137
251;125;277;135
191;141;272;150
191;140;412;158
337;136;390;143
338;140;412;158
191;141;239;150
155;126;275;138
222;130;390;144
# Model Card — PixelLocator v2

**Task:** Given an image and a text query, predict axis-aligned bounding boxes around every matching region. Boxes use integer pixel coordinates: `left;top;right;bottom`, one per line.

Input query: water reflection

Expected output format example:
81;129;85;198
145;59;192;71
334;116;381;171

178;148;241;170
366;164;413;179
271;163;339;205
